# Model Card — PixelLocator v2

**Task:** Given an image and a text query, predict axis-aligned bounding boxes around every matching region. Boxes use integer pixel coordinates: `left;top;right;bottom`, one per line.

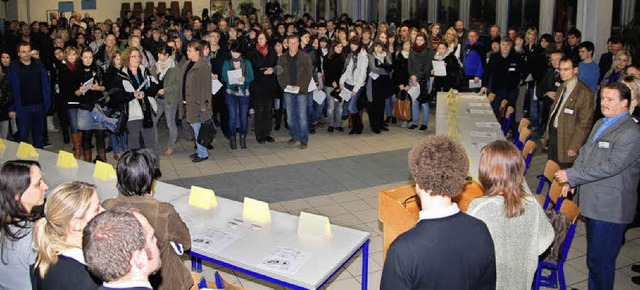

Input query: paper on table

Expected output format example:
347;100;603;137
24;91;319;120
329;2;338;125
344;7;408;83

312;90;326;104
191;229;240;254
468;79;482;89
339;89;352;102
227;69;243;85
471;131;499;138
459;94;486;100
432;60;446;76
284;85;300;94
307;79;317;92
369;72;379;80
258;246;311;275
469;109;494;115
469;102;491;108
475;122;501;128
211;79;223;94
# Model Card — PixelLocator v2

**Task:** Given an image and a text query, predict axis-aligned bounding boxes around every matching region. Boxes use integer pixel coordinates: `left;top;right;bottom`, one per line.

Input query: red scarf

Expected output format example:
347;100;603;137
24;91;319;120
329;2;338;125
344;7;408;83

257;43;269;57
413;43;427;53
66;60;77;71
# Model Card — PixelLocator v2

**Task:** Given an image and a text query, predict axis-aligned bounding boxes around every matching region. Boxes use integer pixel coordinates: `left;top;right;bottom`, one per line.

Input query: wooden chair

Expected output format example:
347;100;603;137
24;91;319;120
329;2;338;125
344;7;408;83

515;127;532;151
514;117;531;143
170;1;180;19
190;271;246;290
133;2;143;18
501;106;515;136
543;179;564;210
452;180;484;212
498;99;509;121
144;2;155;15
535;160;560;196
183;1;193;16
534;199;580;290
120;3;131;20
522;140;536;174
487;93;496;107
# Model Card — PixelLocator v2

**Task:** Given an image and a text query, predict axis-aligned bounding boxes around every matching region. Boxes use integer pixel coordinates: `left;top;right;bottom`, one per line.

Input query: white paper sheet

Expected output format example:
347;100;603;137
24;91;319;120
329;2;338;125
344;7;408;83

471;131;499;138
468;79;482;89
339;89;352;102
80;77;94;95
432;60;446;76
313;90;326;104
284;85;300;94
191;229;240;254
211;79;223;94
469;109;494;115
369;72;379;80
408;84;421;100
469;102;491;108
258;246;311;275
307;79;317;92
227;69;243;85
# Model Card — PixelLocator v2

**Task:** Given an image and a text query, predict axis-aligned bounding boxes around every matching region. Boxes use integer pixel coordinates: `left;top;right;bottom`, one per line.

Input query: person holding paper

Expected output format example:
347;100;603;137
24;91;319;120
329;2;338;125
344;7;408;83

462;29;485;93
408;32;433;132
432;42;463;93
277;35;313;149
248;32;278;144
221;40;254;150
181;42;213;161
152;45;182;157
339;36;369;135
366;40;393;134
76;48;108;163
323;40;346;132
206;30;231;139
392;41;411;127
102;149;192;290
58;46;83;158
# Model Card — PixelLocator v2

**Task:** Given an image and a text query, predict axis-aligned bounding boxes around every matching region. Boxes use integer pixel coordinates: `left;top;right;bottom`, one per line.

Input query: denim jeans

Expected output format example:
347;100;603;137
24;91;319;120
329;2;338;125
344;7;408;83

345;84;364;114
190;122;208;158
16;104;46;148
385;94;397;118
66;108;79;133
225;94;250;137
586;218;627;290
110;132;128;155
283;92;308;142
325;87;343;127
411;98;429;126
154;99;179;149
307;91;325;127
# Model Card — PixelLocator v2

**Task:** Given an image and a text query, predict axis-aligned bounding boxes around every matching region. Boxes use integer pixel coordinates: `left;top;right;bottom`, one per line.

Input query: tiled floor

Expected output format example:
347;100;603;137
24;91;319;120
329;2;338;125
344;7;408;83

43;112;640;289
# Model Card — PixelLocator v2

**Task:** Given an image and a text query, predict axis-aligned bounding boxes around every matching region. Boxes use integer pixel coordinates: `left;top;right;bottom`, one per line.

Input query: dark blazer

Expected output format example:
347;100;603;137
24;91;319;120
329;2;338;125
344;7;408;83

248;46;279;95
277;51;313;94
598;52;614;82
567;114;640;224
33;255;100;290
542;79;594;163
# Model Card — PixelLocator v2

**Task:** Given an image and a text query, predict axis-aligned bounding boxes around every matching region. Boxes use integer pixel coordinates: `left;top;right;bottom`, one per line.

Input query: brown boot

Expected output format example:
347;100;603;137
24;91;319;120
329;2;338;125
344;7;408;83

71;133;83;158
83;150;92;163
96;149;107;163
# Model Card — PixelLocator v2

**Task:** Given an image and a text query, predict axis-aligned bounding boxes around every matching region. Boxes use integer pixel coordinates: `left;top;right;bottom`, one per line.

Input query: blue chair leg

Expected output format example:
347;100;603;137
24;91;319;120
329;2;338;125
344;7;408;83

559;264;566;290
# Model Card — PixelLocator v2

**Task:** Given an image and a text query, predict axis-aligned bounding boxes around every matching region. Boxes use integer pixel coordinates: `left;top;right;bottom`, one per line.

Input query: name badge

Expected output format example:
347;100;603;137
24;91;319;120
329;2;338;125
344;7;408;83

564;108;574;115
555;82;561;87
598;141;610;149
509;67;516;72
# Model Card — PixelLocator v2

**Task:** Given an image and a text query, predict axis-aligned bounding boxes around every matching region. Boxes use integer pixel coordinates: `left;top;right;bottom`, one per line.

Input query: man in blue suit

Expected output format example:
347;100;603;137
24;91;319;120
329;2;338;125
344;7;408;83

556;82;640;290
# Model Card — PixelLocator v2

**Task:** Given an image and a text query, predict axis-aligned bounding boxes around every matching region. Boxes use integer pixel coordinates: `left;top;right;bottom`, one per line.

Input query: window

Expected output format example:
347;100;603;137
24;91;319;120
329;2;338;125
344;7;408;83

553;0;577;33
387;0;402;24
508;0;540;31
410;0;429;24
438;0;460;29
469;0;496;35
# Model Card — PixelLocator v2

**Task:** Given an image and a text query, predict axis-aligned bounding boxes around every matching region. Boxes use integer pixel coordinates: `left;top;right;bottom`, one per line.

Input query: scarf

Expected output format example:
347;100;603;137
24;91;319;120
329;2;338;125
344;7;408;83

155;56;175;81
434;49;450;61
373;51;387;63
413;43;427;53
256;43;269;57
400;50;410;59
65;60;77;71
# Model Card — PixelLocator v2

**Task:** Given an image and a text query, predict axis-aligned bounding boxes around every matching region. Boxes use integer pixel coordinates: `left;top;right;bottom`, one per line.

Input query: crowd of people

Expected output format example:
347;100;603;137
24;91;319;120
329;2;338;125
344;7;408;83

0;1;640;289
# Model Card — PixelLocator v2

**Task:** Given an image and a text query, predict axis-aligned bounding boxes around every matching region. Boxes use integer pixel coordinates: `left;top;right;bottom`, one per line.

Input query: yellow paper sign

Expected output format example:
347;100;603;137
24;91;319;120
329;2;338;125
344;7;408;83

189;186;218;210
298;211;332;238
56;151;78;168
93;160;116;180
16;142;39;159
243;197;271;224
0;138;5;149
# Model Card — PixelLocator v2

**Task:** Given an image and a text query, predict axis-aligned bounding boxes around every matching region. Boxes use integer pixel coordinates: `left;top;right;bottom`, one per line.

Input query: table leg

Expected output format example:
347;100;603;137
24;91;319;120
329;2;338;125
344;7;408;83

197;258;203;272
191;256;196;271
361;239;369;290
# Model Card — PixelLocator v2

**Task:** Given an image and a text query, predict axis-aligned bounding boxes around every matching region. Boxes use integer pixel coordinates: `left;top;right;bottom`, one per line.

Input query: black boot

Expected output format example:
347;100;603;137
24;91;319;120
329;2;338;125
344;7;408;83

350;113;363;135
274;109;282;131
62;129;70;144
230;136;237;150
240;134;247;149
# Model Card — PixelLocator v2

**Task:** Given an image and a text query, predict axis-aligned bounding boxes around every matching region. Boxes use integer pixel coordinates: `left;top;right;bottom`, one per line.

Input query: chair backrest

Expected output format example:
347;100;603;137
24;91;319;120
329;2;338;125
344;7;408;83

453;180;484;212
518;118;531;132
544;179;564;209
519;127;532;144
502;106;515;135
488;93;496;105
157;2;167;14
543;160;560;182
522;140;536;174
145;2;155;14
498;99;509;119
560;199;580;223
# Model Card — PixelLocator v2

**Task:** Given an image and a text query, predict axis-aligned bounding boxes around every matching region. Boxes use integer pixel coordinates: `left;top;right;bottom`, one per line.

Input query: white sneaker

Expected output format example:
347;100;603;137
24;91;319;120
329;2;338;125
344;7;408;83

401;121;408;128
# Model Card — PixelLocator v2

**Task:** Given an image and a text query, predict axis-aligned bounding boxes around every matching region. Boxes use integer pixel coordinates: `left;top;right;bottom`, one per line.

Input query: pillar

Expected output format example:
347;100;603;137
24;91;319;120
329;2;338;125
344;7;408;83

576;0;613;62
539;0;555;34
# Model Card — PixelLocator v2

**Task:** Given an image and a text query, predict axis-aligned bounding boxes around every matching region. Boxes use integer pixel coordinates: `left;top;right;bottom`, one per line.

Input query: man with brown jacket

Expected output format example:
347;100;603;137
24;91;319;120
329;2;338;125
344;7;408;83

543;56;594;168
277;35;313;149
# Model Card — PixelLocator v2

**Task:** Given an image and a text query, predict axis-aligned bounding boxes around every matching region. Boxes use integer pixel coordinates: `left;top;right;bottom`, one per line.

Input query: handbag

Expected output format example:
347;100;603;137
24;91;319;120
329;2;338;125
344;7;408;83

197;118;217;150
392;90;412;121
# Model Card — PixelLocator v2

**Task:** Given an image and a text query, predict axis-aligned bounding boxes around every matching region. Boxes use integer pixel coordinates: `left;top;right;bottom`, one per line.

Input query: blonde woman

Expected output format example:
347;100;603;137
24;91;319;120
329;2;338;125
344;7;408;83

602;50;632;87
444;27;461;64
32;182;104;289
467;140;554;290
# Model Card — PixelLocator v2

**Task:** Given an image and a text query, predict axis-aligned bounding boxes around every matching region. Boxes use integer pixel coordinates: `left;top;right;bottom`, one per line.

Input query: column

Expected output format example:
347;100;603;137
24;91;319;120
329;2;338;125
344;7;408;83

621;0;636;27
428;0;437;23
459;0;471;26
496;0;509;35
378;0;388;22
576;0;613;61
539;0;555;34
402;0;410;21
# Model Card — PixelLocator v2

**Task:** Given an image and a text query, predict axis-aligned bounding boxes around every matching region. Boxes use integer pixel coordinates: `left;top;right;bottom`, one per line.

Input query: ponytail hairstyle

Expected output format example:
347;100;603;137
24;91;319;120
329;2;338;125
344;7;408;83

478;140;526;218
33;181;97;278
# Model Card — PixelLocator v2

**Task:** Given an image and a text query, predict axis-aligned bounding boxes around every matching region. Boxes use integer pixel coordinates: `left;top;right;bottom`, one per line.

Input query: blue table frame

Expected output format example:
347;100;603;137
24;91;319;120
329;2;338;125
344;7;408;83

190;239;370;290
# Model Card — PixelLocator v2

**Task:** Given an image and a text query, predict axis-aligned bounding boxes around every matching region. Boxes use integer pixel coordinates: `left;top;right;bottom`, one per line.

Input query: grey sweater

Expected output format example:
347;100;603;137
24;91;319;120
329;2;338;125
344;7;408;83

0;222;36;290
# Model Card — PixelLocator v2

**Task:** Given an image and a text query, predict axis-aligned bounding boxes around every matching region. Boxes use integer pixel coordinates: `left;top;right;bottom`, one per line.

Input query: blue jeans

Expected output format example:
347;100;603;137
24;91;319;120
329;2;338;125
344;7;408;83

411;98;429;126
325;87;343;127
385;94;397;118
16;104;46;148
66;108;79;133
190;122;208;158
586;217;627;290
345;84;364;114
225;94;250;137
284;92;308;142
110;132;128;155
307;92;324;127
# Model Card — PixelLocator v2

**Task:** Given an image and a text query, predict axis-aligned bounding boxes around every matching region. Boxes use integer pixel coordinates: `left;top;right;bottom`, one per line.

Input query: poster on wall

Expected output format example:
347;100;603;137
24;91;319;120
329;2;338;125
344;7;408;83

82;0;97;10
58;2;74;13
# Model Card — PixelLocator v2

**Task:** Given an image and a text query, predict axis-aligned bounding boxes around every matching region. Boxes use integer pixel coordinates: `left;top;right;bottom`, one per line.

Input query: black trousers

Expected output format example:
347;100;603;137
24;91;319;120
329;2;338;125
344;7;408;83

547;127;573;169
212;91;229;137
253;93;274;139
368;94;386;131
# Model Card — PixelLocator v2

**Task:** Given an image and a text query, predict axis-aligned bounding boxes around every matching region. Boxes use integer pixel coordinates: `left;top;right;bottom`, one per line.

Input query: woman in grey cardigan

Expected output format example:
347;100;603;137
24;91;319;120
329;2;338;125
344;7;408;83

152;45;183;156
467;140;554;290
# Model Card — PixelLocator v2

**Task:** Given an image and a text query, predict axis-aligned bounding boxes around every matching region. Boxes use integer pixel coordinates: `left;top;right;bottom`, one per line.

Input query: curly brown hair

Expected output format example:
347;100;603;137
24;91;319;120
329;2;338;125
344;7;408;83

408;135;469;198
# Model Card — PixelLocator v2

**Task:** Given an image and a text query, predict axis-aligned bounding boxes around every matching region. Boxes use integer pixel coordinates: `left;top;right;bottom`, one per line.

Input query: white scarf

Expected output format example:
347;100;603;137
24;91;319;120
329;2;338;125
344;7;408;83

400;50;410;59
373;51;387;63
155;56;175;81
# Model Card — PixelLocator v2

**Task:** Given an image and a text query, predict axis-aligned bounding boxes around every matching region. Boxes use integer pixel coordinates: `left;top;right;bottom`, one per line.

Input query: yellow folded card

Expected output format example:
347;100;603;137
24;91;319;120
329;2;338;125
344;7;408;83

93;161;116;180
16;142;38;159
0;138;5;149
298;211;332;238
189;186;218;210
56;151;78;168
243;197;271;224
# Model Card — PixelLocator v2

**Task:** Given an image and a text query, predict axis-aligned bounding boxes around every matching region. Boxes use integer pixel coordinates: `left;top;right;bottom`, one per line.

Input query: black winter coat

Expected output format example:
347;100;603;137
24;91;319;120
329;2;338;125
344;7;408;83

248;46;279;95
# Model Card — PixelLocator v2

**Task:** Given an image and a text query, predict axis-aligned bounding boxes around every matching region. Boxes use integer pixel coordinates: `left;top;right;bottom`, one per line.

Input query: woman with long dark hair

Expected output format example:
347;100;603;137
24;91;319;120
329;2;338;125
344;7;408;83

367;40;393;133
221;40;254;149
339;36;369;135
248;32;277;144
152;45;182;156
323;40;346;132
0;160;49;289
76;48;107;163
